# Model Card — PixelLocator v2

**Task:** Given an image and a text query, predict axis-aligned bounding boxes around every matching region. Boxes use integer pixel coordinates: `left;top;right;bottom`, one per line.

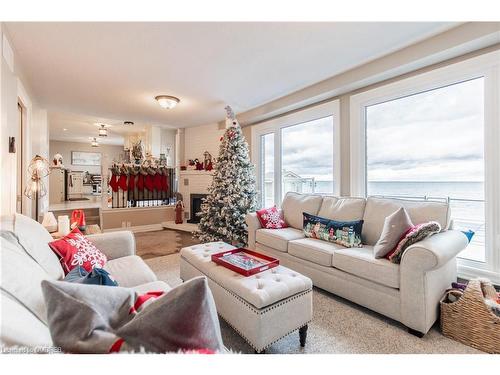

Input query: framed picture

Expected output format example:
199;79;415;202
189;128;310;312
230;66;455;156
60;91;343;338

71;151;102;166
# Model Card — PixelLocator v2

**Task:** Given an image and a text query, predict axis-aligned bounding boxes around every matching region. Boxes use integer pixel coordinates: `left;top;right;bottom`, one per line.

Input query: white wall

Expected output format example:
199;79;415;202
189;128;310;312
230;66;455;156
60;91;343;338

184;123;225;164
0;24;50;218
49;140;124;175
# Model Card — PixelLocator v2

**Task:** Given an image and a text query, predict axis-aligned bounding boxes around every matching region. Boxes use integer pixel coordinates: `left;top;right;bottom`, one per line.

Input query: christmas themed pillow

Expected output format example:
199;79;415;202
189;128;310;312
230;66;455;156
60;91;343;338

49;228;107;274
303;212;364;248
256;206;288;229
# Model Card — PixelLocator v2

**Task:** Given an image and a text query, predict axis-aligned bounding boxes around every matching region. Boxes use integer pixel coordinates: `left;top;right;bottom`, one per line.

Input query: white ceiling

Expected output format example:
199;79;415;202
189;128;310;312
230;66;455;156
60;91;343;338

6;22;458;132
48;112;146;145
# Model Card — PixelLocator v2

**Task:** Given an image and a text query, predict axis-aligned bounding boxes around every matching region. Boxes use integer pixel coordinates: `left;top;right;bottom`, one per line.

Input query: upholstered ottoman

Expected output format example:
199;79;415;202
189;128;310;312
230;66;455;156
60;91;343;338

180;242;313;353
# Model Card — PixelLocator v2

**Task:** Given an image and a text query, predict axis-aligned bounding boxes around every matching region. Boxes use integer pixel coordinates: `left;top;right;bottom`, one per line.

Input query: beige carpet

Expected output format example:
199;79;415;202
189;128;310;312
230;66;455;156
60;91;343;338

145;253;481;354
134;229;200;259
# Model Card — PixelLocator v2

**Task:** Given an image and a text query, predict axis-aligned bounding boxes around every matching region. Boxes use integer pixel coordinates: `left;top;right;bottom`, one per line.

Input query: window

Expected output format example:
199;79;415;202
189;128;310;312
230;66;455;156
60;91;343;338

350;50;500;283
252;101;340;209
281;116;334;197
366;78;485;262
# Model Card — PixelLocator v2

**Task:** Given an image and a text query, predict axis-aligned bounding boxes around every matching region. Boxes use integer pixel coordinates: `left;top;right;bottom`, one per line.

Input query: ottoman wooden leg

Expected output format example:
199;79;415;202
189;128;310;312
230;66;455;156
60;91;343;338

299;325;308;347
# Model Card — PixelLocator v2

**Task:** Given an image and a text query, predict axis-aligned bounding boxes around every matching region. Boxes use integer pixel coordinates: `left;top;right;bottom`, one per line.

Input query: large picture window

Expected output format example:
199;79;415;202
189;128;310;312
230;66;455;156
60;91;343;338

350;50;500;283
366;78;485;262
252;101;340;209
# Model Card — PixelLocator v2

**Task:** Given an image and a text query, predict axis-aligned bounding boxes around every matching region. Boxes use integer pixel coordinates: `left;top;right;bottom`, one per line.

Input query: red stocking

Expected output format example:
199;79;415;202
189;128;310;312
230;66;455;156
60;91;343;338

137;175;144;190
153;174;162;191
118;174;128;191
109;174;119;192
145;174;154;191
161;174;169;192
128;175;135;190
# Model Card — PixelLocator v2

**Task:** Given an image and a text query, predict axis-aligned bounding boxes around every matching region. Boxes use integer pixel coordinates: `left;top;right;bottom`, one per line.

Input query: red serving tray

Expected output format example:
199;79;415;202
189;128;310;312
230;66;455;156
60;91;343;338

211;248;279;277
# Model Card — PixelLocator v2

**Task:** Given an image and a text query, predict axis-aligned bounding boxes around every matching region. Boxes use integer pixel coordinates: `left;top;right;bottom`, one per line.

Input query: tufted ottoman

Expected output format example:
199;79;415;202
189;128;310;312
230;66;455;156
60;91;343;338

180;242;313;353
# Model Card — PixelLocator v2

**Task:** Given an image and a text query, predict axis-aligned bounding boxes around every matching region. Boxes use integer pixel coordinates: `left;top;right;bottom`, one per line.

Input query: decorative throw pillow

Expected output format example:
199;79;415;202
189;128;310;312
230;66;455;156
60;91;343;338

256;205;288;229
49;227;107;274
303;212;363;248
373;207;413;258
41;276;224;354
64;266;118;286
386;221;441;264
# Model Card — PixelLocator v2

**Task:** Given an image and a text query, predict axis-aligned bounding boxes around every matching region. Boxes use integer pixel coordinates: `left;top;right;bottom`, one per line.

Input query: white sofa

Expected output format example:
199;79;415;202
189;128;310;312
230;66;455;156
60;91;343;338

0;213;172;351
246;192;468;336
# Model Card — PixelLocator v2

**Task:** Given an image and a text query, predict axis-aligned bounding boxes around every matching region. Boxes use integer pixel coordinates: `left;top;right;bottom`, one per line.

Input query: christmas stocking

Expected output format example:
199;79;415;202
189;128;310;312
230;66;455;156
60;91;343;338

153;173;162;191
109;174;119;192
128;175;135;190
144;174;154;191
161;174;169;192
137;174;144;190
118;174;128;191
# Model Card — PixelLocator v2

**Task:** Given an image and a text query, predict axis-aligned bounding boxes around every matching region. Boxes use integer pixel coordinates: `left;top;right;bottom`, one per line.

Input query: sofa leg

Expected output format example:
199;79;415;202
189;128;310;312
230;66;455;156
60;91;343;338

299;325;308;347
408;328;424;338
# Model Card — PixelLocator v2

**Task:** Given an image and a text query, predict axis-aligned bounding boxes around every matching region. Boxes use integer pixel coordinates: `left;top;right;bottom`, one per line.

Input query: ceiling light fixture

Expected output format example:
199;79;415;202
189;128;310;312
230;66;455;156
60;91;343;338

155;95;180;109
124;121;134;126
91;137;99;147
98;124;107;137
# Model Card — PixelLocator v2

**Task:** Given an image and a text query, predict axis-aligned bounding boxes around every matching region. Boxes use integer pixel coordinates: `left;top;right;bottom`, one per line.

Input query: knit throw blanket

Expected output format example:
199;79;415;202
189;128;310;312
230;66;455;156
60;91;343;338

388;221;441;264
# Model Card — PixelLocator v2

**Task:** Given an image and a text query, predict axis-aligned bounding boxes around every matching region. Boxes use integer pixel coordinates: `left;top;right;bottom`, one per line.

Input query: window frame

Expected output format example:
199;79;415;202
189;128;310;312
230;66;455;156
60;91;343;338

252;100;341;208
349;50;500;283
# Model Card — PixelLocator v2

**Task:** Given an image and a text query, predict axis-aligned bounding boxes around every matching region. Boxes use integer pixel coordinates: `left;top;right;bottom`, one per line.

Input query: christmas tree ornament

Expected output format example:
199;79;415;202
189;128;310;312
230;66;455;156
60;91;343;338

195;106;257;246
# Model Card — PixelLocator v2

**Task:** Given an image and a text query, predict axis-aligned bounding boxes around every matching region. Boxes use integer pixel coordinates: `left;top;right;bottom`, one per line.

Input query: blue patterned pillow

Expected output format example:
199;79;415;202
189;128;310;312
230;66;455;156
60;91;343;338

303;212;364;248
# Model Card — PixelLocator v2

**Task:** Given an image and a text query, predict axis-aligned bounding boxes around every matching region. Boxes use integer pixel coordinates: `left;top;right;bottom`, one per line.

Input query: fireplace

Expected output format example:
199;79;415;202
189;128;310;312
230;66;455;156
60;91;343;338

187;193;208;224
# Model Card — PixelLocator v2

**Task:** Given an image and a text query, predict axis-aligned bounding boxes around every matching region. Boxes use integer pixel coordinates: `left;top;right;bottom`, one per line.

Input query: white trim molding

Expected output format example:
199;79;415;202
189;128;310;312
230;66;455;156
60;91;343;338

350;49;500;282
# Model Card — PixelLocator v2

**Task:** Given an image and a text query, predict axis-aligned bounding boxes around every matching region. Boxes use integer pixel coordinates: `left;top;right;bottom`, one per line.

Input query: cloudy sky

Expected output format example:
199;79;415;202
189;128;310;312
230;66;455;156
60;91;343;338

264;77;484;185
366;77;484;182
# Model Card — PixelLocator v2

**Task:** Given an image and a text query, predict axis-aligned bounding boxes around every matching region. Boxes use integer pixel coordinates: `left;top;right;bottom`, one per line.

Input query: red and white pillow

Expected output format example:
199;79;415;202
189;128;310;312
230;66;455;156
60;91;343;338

49;227;107;274
256;206;288;229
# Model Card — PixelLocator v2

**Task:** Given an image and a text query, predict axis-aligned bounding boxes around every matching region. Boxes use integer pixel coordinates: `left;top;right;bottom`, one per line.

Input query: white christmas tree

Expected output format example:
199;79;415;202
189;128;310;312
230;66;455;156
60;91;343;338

195;106;257;246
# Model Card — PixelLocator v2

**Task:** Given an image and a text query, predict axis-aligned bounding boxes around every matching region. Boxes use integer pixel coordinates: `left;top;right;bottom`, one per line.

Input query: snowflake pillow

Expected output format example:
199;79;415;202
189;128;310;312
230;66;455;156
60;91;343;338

49;228;107;274
256;206;288;229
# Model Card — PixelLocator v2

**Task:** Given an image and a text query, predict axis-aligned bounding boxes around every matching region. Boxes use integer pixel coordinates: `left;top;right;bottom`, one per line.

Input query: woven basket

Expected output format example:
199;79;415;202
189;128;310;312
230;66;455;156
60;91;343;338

440;279;500;353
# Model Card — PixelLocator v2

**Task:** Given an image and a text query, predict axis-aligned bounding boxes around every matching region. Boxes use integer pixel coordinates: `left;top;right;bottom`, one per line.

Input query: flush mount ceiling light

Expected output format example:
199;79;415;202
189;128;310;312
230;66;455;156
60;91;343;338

98;124;108;137
155;95;180;109
91;137;99;147
124;121;134;126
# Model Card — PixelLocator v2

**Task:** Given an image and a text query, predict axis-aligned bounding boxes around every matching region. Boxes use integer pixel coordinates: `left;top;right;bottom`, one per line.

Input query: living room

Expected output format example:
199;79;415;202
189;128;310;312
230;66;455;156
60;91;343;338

1;1;499;372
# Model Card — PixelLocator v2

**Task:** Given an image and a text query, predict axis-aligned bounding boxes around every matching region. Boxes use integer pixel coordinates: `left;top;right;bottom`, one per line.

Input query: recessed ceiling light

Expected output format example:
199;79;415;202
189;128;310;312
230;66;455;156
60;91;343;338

98;124;108;137
155;95;180;109
63;128;67;131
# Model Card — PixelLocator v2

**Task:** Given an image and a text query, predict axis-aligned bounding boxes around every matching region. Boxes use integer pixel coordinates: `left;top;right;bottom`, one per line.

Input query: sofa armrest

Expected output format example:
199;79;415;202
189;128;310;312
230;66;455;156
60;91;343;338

86;231;136;260
245;212;261;249
400;230;468;272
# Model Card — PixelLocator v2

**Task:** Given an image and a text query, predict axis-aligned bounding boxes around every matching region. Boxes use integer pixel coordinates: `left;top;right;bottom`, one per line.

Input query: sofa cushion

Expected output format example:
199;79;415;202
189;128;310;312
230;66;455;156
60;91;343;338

104;255;157;287
332;246;400;289
255;227;305;252
0;291;53;350
281;192;323;229
362;197;450;246
288;238;345;267
0;237;52;323
373;207;413;258
318;196;366;221
1;214;64;279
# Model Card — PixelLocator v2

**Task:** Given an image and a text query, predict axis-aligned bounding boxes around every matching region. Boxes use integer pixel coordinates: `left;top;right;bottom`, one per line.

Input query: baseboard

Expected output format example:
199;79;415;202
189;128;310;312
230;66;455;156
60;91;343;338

102;224;163;234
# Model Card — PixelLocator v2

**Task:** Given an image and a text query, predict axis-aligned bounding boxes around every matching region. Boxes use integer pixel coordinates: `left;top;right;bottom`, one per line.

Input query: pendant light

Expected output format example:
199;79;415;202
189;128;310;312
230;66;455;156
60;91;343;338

91;137;99;147
98;124;107;137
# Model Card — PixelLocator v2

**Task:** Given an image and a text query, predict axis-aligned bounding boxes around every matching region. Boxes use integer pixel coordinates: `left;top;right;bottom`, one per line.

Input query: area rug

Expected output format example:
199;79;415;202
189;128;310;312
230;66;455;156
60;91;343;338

134;229;200;259
145;253;481;354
